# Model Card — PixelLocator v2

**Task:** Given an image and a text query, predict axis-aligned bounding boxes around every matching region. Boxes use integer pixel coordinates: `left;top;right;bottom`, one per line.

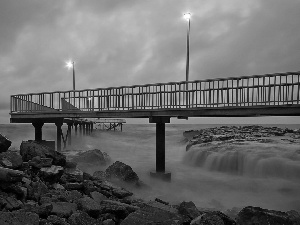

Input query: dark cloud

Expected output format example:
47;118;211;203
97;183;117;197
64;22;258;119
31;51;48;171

1;0;300;123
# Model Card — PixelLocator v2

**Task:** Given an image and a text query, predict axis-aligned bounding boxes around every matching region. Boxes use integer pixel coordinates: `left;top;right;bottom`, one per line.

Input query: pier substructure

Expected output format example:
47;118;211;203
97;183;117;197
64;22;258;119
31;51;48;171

55;121;63;151
149;116;171;181
67;122;72;145
32;121;44;141
74;123;78;135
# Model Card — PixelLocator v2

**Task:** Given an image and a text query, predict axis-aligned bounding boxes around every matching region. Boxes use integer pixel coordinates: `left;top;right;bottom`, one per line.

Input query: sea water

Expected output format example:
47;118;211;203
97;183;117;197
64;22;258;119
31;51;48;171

1;123;300;212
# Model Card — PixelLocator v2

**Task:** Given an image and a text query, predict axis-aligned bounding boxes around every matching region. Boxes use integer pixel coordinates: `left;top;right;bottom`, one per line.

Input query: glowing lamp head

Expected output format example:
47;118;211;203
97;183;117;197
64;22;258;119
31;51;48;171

65;60;74;70
183;12;191;21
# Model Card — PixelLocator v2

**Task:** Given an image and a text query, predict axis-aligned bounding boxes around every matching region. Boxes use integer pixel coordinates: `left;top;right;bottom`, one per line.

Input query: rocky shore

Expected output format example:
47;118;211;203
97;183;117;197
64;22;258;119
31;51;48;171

0;131;300;225
184;125;300;151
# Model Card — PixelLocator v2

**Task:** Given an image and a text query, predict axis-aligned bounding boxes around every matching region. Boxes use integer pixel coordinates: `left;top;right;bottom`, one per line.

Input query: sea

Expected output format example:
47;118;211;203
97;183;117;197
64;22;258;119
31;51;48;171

1;123;300;213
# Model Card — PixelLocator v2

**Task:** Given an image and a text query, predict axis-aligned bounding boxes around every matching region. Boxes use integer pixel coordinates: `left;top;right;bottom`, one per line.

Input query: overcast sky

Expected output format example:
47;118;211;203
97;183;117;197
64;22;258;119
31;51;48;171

1;0;300;124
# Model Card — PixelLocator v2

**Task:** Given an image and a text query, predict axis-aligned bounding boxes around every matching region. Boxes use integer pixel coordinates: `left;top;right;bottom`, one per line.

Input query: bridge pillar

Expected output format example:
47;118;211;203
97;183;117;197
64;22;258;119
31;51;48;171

90;123;93;133
149;116;171;181
74;123;78;136
32;121;44;142
55;121;63;151
79;124;82;136
67;122;72;145
82;124;86;136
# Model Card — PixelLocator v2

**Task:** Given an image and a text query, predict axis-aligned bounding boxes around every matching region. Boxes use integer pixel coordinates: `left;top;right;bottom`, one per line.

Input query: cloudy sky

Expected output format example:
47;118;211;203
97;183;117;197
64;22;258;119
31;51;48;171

1;0;300;124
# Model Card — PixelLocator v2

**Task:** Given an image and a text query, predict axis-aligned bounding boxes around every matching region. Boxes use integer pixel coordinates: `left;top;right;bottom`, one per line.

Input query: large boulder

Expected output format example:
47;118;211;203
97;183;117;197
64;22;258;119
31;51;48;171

236;206;294;225
70;149;111;165
68;211;103;225
0;151;23;169
0;134;11;153
0;167;24;182
105;161;139;184
20;141;66;166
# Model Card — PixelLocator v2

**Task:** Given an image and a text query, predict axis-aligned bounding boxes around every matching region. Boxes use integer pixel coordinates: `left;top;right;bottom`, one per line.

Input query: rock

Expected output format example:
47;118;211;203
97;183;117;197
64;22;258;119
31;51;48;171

105;161;140;184
0;166;24;182
103;219;115;225
20;141;66;166
28;156;53;168
93;170;106;180
0;151;23;169
64;182;83;191
23;202;53;218
70;149;110;165
236;206;293;225
28;179;49;202
47;215;70;225
3;196;23;211
0;133;11;152
65;160;77;169
68;211;102;225
39;165;64;182
76;196;102;218
0;211;39;225
121;201;184;225
97;181;133;198
100;199;139;219
90;191;108;203
82;180;97;195
178;201;201;220
51;201;77;218
64;167;84;183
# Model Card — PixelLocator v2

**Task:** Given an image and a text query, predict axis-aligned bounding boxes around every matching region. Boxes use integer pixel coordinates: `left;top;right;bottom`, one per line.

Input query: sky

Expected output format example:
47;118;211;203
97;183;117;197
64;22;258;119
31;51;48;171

1;0;300;124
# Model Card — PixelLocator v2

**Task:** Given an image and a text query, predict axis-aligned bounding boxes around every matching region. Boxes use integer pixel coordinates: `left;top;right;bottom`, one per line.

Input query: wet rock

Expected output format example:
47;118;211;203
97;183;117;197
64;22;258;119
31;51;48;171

47;215;70;225
97;180;133;198
0;133;11;152
105;161;140;184
0;211;39;225
20;141;66;166
103;219;115;225
82;180;97;195
70;149;110;165
93;170;106;180
64;182;83;191
68;211;102;225
3;196;23;211
64;167;84;183
90;191;108;203
28;179;49;201
51;201;77;218
76;196;102;218
236;206;293;225
121;201;184;225
28;156;53;168
39;165;64;182
0;151;23;169
23;202;53;218
0;166;24;182
100;199;139;219
178;201;201;220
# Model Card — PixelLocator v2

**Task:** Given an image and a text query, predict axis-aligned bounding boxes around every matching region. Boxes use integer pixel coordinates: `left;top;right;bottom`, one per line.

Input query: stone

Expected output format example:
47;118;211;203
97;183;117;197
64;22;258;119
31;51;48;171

29;179;49;201
20;141;66;166
39;165;64;182
82;180;97;195
68;211;102;225
236;206;293;225
51;201;77;218
0;151;23;169
97;181;133;198
71;149;110;165
28;156;53;168
76;196;102;218
47;215;70;225
64;182;83;191
64;167;84;182
90;191;108;203
120;201;183;225
105;161;140;184
0;133;11;152
100;200;139;219
0;211;39;225
0;166;24;182
103;219;116;225
23;202;53;218
3;196;23;211
93;170;106;180
178;201;201;220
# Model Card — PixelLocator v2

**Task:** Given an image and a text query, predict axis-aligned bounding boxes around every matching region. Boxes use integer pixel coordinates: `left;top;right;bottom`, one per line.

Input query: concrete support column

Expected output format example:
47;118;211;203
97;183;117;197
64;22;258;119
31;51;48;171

67;123;72;145
32;121;44;142
74;123;78;135
79;124;82;136
86;124;89;135
55;122;63;151
149;116;171;181
82;124;86;136
90;123;93;133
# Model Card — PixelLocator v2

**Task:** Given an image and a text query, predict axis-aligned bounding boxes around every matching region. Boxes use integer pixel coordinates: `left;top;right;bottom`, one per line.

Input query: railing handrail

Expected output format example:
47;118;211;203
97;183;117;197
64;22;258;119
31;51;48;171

11;71;300;97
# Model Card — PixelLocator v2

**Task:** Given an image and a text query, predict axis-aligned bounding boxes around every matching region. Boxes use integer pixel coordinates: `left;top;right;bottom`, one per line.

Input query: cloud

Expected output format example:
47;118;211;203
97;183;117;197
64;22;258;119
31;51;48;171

1;0;300;124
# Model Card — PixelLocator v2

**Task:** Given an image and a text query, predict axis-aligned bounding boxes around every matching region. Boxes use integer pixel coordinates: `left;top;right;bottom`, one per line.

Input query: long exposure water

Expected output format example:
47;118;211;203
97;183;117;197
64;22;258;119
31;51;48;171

1;123;300;213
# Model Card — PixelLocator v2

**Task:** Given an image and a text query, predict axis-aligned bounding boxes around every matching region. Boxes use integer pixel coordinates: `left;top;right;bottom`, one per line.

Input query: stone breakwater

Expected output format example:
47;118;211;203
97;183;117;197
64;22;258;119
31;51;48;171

0;133;299;224
184;125;300;151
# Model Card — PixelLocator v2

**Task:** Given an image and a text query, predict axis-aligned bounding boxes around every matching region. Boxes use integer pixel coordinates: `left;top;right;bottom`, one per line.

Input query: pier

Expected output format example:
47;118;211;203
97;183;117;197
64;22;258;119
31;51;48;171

10;71;300;180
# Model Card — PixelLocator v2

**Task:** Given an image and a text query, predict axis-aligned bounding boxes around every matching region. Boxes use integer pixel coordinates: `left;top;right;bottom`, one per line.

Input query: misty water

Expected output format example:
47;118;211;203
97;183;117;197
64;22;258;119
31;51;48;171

2;123;300;213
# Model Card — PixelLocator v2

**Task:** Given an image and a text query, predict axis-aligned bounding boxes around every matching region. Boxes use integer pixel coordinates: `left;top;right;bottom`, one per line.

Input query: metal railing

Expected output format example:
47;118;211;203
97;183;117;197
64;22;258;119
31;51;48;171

10;71;300;113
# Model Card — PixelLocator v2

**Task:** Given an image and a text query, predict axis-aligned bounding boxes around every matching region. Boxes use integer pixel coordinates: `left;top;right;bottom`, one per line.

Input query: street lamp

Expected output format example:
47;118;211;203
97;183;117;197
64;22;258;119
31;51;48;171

183;12;191;82
66;60;75;90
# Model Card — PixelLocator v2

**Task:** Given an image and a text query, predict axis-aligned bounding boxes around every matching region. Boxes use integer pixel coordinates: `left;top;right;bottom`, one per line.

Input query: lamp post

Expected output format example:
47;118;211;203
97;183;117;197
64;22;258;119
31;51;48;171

66;61;75;90
183;12;191;82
